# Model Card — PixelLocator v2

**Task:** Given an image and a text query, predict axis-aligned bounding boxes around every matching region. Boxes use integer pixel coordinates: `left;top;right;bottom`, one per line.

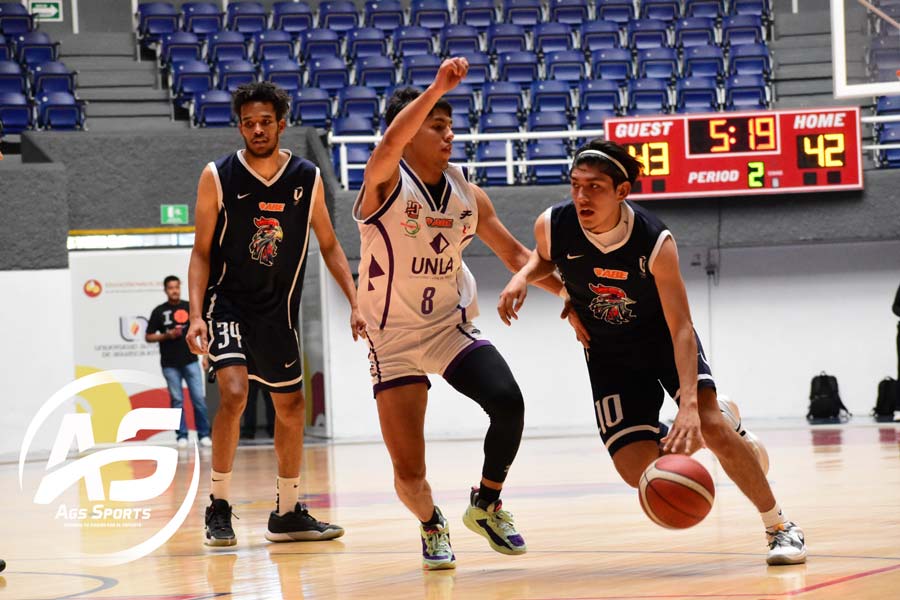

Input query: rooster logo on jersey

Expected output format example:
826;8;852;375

588;283;636;325
249;216;283;267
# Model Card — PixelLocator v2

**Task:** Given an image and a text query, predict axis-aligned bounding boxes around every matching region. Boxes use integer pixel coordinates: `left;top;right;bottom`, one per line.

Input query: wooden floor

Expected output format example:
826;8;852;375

4;421;900;599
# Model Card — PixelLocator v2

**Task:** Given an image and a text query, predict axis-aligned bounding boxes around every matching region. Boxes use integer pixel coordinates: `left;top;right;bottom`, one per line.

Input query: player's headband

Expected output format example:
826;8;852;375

573;149;629;179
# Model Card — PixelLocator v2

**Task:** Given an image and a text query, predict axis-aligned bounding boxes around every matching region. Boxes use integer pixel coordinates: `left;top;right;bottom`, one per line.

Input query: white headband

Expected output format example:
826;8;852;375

574;149;629;178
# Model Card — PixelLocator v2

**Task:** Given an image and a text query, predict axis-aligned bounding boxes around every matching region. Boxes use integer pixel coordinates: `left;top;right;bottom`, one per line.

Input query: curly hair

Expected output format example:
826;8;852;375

232;81;291;122
385;86;453;127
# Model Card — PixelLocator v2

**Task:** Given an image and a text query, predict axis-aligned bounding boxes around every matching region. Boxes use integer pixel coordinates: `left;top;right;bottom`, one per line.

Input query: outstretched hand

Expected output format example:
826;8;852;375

661;404;704;454
498;273;528;326
560;299;591;348
432;57;469;95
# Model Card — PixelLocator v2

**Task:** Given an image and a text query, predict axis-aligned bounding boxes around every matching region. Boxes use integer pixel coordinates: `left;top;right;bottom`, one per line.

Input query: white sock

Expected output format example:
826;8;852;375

211;470;232;502
276;476;300;515
761;504;785;530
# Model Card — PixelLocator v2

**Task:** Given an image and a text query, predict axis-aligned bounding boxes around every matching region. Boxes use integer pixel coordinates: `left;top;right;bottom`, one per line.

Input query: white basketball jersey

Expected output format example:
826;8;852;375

353;160;479;331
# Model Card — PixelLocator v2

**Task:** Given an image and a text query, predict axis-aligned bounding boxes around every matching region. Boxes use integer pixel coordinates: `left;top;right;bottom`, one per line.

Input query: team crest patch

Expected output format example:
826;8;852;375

249;216;283;267
402;219;420;237
406;200;422;219
588;283;636;325
293;187;304;205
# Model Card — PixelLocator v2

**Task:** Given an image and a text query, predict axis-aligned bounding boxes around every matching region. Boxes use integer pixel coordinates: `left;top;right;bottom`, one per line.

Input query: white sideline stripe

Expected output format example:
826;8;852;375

604;424;659;449
645;464;715;506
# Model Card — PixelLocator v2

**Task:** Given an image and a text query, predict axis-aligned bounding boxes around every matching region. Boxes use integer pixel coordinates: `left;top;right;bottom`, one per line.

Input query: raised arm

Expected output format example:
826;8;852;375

186;165;219;355
309;174;367;341
356;57;469;220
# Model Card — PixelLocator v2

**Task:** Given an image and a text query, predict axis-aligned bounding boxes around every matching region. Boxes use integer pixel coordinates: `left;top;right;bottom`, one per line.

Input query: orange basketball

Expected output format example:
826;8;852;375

639;455;715;529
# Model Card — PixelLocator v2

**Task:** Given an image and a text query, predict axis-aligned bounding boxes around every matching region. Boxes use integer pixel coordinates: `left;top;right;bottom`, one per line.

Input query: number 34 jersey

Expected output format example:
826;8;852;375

353;160;480;332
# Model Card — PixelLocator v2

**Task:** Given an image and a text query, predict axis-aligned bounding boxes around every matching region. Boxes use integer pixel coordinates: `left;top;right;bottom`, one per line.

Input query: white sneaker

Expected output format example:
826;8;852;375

766;521;807;565
200;436;213;448
176;438;188;449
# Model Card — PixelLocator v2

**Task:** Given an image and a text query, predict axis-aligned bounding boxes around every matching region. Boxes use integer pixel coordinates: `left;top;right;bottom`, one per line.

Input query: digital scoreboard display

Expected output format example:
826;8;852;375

604;107;863;199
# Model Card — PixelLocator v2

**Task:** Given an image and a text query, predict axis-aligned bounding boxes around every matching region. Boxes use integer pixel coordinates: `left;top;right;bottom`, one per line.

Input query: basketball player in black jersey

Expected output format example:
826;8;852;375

186;82;366;546
498;140;807;565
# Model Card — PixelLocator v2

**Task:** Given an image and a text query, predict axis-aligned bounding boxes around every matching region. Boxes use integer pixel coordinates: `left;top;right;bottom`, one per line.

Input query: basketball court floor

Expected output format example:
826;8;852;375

4;420;900;599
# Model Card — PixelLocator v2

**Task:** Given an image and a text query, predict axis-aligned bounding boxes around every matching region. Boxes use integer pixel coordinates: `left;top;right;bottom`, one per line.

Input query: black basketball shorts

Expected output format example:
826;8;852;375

585;331;716;455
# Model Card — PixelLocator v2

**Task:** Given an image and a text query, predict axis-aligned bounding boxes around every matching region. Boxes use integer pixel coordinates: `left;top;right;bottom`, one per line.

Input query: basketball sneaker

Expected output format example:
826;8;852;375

265;503;344;542
766;521;807;565
205;495;237;547
420;507;456;570
462;488;527;555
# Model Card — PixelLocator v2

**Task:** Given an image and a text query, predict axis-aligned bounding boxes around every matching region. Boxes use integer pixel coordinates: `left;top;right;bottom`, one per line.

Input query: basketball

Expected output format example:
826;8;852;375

639;455;715;529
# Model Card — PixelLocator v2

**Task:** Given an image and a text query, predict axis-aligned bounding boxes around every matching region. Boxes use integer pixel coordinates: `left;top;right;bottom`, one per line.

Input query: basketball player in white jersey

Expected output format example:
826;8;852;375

354;58;580;569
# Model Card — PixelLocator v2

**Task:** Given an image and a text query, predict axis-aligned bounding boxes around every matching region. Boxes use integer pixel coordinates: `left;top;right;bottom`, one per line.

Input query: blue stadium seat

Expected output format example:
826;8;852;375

627;19;670;50
684;45;724;78
729;43;771;77
580;20;621;52
675;76;718;112
878;124;900;168
14;31;60;68
332;115;375;188
36;91;84;129
487;23;528;55
171;59;213;108
534;22;574;54
261;58;303;93
531;80;573;113
440;25;481;56
319;1;359;37
451;110;471;133
458;0;497;32
0;2;33;35
459;51;491;89
347;27;388;60
503;0;542;29
411;0;450;31
526;140;569;184
675;17;715;48
136;2;178;47
225;1;266;39
271;1;313;38
722;15;764;46
576;108;616;131
579;79;622;112
308;55;350;93
483;81;523;114
393;25;433;57
591;48;633;81
0;34;10;61
627;77;670;112
527;110;569;131
299;29;341;60
356;54;396;91
253;30;295;63
216;59;255;91
642;0;681;21
403;54;441;86
338;85;379;119
291;87;331;126
731;0;770;20
0;90;30;132
480;112;520;132
159;32;202;67
475;140;512;185
498;51;538;87
193;89;232;126
596;0;634;24
725;74;767;109
181;3;223;39
638;47;678;79
550;0;589;27
442;83;477;115
449;141;470;162
685;0;725;19
207;31;247;65
545;50;585;82
0;59;25;94
30;61;76;95
365;0;404;32
876;96;900;116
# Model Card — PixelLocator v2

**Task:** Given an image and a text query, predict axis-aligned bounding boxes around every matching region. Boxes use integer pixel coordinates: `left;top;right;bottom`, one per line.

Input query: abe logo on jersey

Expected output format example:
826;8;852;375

588;283;636;325
249;217;283;267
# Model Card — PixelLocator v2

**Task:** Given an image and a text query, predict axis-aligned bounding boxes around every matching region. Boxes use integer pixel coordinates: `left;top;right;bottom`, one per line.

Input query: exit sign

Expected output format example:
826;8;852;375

30;0;63;22
160;204;189;225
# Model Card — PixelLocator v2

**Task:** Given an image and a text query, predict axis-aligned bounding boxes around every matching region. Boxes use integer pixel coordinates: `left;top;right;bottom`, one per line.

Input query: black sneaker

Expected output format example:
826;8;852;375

265;502;345;542
205;495;237;547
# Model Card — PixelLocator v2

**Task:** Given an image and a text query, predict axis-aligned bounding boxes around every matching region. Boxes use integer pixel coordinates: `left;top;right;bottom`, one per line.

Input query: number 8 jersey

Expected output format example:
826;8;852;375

353;160;479;331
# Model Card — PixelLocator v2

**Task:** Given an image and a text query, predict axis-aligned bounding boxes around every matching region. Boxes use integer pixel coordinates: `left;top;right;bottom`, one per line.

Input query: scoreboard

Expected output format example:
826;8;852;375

604;107;863;199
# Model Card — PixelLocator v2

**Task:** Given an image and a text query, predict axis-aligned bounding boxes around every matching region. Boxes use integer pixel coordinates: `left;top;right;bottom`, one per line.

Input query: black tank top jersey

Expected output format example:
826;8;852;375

205;150;318;327
549;200;672;353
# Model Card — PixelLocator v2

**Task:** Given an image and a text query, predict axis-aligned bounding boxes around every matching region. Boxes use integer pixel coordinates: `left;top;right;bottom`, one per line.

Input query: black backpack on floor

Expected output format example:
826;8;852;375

873;377;899;422
807;372;851;424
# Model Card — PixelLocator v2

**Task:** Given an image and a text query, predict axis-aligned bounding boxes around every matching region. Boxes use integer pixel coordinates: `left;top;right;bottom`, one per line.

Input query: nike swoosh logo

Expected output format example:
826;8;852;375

238;193;251;199
567;253;585;259
284;360;297;368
